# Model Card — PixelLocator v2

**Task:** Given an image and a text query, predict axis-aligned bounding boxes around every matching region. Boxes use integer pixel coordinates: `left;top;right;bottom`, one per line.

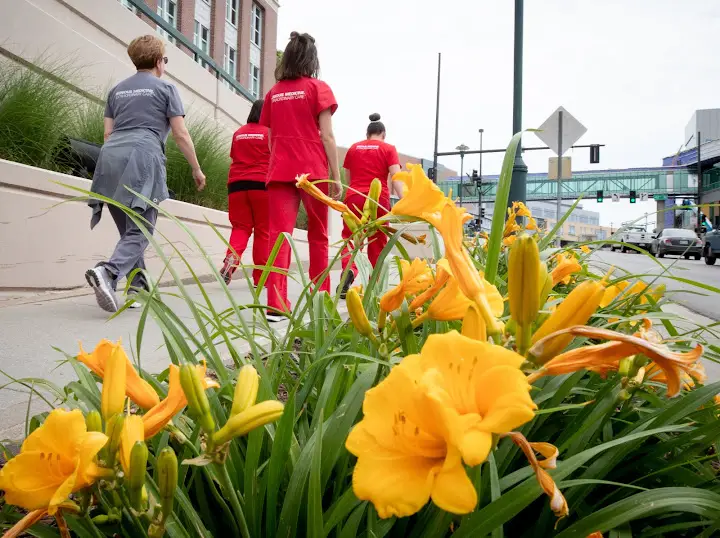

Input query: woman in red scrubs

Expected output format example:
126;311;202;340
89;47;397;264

260;31;341;320
219;99;269;286
338;114;403;296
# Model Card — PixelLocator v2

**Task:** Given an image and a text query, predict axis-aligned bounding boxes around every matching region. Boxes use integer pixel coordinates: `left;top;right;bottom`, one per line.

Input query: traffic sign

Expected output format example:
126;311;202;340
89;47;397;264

654;194;668;201
535;106;588;156
612;194;620;202
640;193;649;202
548;157;571;180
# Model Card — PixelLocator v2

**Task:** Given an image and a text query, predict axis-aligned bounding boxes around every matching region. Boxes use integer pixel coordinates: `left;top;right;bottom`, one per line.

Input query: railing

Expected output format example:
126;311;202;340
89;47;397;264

125;0;255;102
702;168;720;192
437;168;699;202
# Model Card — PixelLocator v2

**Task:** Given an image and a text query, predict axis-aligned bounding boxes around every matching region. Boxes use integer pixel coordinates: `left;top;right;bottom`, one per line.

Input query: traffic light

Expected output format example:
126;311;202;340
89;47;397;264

428;167;436;181
480;208;486;218
590;144;600;164
596;190;604;203
629;190;637;203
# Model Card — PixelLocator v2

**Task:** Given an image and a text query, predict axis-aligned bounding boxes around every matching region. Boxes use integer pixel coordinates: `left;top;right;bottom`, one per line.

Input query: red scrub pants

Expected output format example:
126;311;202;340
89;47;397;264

267;181;330;312
341;193;389;277
227;190;269;286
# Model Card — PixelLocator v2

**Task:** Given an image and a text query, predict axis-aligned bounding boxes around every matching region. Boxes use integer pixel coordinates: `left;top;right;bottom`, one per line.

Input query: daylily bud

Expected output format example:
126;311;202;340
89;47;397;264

362;178;383;222
101;346;127;422
531;279;607;364
347;288;374;339
213;400;284;446
461;304;487;341
179;364;215;434
508;234;541;327
86;410;102;433
156;447;178;522
105;413;125;469
538;264;553;309
127;441;148;511
342;211;362;233
231;365;260;416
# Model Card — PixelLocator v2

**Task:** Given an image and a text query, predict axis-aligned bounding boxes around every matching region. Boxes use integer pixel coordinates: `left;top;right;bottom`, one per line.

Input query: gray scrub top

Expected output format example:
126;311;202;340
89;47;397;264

89;72;185;228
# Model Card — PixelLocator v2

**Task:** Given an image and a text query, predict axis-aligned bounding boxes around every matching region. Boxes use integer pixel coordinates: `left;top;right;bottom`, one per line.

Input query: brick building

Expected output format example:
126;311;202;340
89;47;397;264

117;0;278;99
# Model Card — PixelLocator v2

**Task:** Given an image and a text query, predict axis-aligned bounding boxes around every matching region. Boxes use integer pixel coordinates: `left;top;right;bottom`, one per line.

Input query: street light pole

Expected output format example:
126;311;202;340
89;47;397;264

508;0;528;209
479;128;484;221
456;144;469;205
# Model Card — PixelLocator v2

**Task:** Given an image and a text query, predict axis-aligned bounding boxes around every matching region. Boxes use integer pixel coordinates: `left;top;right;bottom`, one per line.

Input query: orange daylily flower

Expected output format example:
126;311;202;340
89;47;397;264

78;340;160;410
296;174;349;213
551;253;582;286
425;203;503;333
120;415;145;474
408;258;452;310
0;409;108;514
528;320;704;397
142;363;220;438
390;164;449;220
379;258;433;312
346;332;535;518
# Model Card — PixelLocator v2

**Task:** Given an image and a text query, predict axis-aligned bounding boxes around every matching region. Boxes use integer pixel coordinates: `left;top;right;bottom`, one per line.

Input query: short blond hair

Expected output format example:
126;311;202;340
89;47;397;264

127;35;165;70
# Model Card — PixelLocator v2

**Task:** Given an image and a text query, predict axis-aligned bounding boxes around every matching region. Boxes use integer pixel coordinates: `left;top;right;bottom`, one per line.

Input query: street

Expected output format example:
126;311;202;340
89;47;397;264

590;249;720;321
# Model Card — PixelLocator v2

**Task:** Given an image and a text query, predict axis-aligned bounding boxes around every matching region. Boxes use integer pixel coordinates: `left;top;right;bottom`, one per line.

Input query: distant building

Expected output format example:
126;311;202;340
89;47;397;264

116;0;278;100
468;200;611;242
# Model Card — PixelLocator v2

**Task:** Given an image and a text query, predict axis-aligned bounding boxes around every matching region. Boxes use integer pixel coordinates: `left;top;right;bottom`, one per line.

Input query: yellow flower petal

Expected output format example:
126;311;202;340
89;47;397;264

120;415;145;474
390;164;449;220
430;448;478;515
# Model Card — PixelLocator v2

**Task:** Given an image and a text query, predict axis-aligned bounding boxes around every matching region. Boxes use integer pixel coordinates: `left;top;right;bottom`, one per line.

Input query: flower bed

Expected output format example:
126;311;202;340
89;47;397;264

1;136;719;537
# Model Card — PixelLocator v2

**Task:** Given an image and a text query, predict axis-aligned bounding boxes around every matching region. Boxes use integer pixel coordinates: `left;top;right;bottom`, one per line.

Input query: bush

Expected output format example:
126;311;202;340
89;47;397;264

1;139;719;538
0;62;77;168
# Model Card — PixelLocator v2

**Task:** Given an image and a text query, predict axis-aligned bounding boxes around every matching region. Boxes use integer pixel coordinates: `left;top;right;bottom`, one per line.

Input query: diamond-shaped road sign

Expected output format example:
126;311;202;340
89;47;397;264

535;106;587;156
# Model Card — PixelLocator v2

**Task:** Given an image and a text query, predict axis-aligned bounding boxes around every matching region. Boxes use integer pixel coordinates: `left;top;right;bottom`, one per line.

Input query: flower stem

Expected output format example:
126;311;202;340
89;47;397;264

411;312;429;329
216;463;251;538
516;323;532;356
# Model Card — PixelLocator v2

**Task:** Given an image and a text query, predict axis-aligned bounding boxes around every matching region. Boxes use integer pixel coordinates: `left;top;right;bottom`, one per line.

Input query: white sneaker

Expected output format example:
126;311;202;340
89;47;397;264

266;312;287;323
126;292;142;309
85;266;119;313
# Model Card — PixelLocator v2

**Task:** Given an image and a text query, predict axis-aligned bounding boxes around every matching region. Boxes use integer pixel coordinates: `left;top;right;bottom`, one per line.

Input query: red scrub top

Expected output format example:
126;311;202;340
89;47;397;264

343;139;400;204
259;76;338;183
228;123;270;184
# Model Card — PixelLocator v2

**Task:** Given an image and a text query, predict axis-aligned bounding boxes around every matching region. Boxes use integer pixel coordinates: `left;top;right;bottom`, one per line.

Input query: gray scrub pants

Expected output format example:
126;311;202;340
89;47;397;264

102;205;158;291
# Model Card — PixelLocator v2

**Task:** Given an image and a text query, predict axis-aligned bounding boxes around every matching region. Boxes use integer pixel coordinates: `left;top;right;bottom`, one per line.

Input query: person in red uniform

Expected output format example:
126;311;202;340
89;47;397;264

338;114;403;297
260;31;341;320
219;99;270;287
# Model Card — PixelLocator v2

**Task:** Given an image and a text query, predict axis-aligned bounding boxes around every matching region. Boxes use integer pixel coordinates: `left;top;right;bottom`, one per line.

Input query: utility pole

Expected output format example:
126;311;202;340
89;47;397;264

508;0;528;208
432;53;441;184
478;128;484;220
555;110;564;226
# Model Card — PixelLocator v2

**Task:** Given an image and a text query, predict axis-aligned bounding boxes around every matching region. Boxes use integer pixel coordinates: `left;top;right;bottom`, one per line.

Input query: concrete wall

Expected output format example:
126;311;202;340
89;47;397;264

0;159;328;289
0;0;252;133
0;159;438;290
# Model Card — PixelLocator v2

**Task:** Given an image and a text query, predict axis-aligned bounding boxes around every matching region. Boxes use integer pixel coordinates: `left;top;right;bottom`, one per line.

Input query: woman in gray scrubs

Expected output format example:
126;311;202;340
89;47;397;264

87;34;205;313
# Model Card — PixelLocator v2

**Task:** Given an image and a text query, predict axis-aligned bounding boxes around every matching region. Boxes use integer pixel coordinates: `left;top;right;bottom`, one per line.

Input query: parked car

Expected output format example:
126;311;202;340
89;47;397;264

612;226;652;252
703;228;720;265
650;228;702;259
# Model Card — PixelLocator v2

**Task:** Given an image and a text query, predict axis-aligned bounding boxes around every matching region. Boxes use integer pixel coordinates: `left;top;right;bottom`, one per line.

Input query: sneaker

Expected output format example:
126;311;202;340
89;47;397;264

266;312;287;323
126;291;142;309
338;271;355;300
85;266;119;313
220;254;240;285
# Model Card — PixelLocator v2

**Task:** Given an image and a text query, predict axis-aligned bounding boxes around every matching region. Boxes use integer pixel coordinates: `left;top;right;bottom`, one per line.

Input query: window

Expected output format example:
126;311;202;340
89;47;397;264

224;44;237;85
157;0;177;43
118;0;137;13
569;225;576;235
250;63;261;98
580;215;589;224
226;0;238;26
194;21;211;67
251;3;263;47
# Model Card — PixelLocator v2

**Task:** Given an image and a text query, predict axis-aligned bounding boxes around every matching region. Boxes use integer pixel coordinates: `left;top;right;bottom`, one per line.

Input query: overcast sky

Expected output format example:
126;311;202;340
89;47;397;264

277;0;720;226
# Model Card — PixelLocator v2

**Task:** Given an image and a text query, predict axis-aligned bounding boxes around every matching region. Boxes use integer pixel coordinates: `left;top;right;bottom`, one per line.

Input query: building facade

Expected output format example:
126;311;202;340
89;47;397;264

117;0;278;99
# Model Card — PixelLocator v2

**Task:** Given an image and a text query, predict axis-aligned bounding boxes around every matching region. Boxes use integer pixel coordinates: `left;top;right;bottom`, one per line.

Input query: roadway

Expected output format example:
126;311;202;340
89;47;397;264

590;250;720;321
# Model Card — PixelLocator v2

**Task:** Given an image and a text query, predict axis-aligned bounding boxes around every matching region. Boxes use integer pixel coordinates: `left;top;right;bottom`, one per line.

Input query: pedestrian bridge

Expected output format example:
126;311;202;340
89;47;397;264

437;166;699;202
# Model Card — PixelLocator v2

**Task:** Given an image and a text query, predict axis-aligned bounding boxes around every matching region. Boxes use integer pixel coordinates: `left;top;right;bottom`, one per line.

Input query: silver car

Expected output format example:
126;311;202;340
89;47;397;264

650;228;702;259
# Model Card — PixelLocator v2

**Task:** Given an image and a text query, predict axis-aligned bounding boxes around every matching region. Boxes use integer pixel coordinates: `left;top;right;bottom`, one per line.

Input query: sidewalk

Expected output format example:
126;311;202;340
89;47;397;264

0;269;346;440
